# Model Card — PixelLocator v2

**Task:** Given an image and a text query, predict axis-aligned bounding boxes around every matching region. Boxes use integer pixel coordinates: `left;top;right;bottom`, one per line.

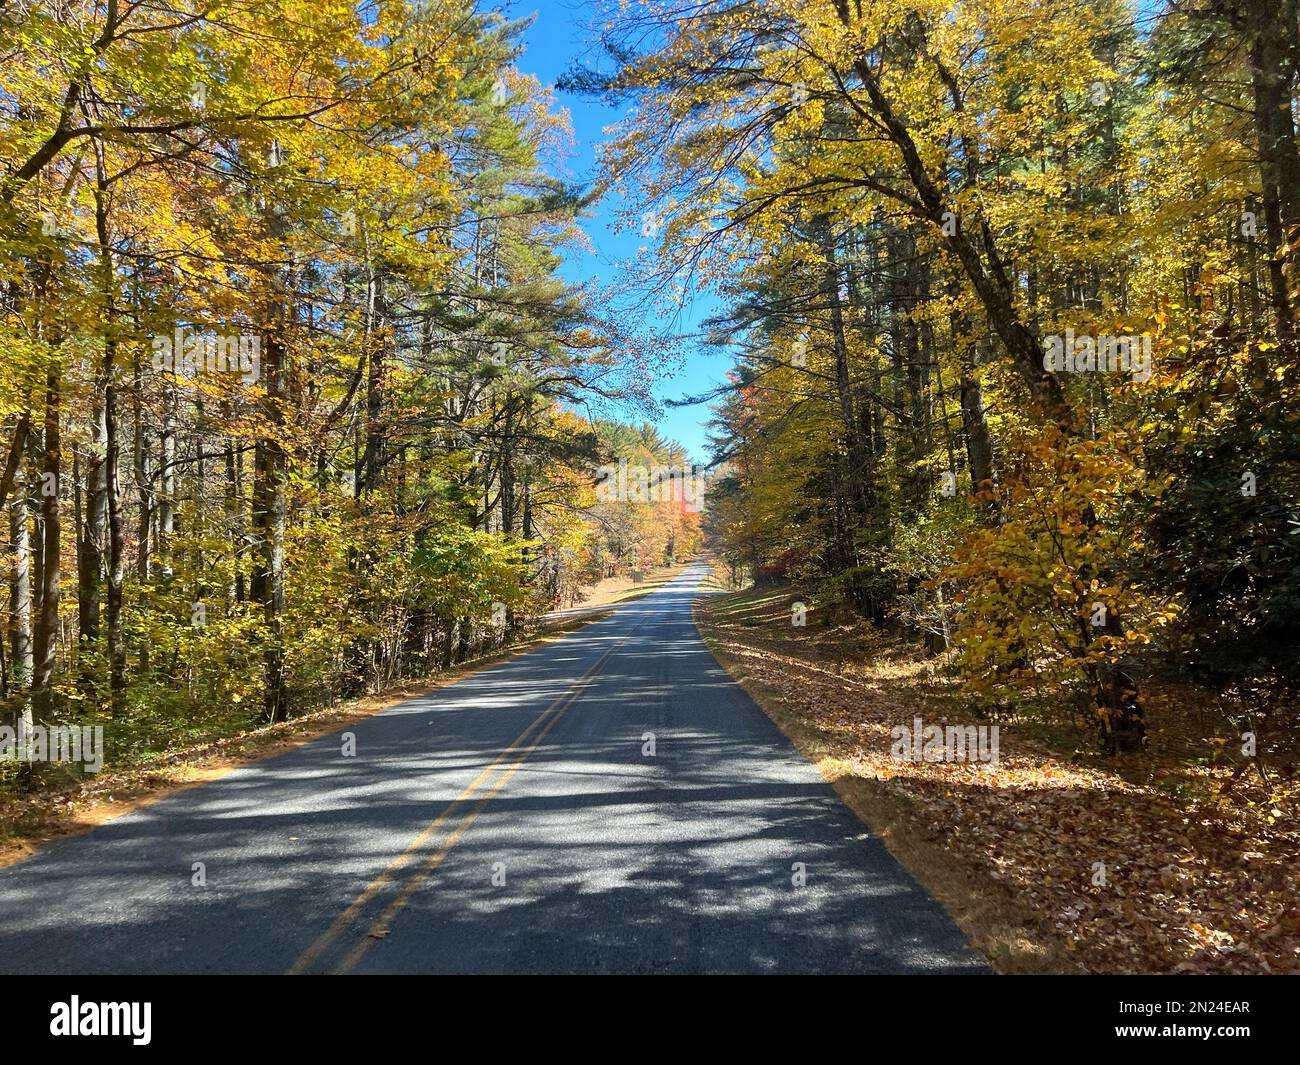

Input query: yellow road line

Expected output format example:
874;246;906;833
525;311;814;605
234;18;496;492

288;631;631;975
334;679;588;973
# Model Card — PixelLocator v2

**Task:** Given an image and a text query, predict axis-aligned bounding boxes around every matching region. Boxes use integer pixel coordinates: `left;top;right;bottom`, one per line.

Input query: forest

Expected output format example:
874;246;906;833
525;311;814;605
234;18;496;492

577;0;1300;763
0;0;1294;796
1;0;1298;981
0;0;700;785
563;0;1299;971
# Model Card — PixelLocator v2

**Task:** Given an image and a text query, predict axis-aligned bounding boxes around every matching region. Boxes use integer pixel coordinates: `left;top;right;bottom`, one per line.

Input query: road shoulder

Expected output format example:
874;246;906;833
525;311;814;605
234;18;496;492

693;582;1085;975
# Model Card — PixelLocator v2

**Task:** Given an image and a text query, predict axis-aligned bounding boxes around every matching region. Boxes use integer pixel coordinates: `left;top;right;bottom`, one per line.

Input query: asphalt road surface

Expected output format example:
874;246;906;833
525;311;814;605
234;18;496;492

0;564;986;974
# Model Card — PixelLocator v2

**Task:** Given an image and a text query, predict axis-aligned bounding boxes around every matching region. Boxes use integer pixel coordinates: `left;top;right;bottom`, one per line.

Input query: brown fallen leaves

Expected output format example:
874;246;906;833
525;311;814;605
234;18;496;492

695;585;1300;974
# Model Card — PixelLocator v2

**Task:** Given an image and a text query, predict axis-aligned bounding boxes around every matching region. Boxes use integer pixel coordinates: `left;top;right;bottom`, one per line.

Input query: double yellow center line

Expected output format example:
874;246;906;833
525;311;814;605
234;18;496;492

288;625;637;975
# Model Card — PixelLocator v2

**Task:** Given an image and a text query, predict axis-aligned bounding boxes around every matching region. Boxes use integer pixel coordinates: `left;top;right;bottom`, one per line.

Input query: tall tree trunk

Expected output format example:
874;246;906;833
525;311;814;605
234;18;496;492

92;155;126;715
77;424;105;654
133;345;151;584
252;326;288;724
9;472;32;690
158;396;175;575
31;361;61;714
104;378;125;716
1247;3;1300;337
224;438;245;604
359;272;386;498
818;218;885;619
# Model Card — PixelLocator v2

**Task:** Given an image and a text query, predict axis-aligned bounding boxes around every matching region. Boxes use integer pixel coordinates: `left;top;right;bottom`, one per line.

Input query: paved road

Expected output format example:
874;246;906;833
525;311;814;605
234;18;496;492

0;564;986;974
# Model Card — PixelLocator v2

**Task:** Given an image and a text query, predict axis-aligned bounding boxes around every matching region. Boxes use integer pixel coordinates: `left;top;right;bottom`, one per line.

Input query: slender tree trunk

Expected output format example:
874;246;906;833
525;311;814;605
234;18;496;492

31;362;61;713
224;438;244;604
9;473;32;689
158;396;175;575
77;423;105;654
253;326;288;723
105;378;125;715
1248;6;1300;337
819;218;885;619
956;325;997;503
133;345;150;583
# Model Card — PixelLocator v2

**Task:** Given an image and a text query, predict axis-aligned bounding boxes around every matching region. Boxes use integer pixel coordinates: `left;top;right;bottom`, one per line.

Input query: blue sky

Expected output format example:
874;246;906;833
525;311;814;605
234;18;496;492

516;0;726;462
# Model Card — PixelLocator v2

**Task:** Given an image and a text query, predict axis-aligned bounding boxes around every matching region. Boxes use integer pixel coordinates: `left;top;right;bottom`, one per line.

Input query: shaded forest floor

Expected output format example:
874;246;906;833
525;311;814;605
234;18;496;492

0;561;690;869
694;580;1300;974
